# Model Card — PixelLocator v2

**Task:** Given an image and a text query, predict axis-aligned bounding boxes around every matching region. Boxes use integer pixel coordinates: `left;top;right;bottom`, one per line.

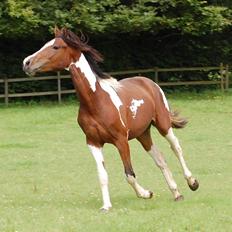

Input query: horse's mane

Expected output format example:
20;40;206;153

57;28;109;79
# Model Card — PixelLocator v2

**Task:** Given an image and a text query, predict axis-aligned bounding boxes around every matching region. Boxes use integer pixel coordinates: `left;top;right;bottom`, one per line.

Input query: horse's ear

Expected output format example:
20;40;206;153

54;26;61;37
61;27;68;36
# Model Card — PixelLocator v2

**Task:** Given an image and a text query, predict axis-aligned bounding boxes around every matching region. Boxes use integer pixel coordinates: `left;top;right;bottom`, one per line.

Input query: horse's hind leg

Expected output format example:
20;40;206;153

137;129;183;201
165;128;199;191
115;138;153;199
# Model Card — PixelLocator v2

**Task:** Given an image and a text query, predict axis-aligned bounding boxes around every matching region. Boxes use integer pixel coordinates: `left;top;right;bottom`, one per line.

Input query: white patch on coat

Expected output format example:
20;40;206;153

69;54;124;127
23;39;55;66
73;53;97;92
99;78;121;91
99;79;125;127
154;83;169;111
129;99;144;119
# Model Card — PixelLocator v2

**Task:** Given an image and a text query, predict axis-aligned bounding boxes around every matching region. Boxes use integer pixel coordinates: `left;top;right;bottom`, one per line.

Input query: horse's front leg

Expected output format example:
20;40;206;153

115;138;153;199
88;144;112;211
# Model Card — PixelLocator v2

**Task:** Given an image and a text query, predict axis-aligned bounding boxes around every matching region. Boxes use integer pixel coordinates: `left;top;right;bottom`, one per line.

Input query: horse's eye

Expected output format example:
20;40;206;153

53;46;59;50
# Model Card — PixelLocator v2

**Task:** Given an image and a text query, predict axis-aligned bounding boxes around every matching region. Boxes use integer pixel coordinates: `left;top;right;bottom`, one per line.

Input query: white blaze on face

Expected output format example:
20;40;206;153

129;99;144;119
154;83;169;111
73;53;97;92
23;39;56;66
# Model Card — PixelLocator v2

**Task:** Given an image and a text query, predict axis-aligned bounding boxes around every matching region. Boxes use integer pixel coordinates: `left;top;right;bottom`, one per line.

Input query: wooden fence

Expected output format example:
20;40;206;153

0;64;230;105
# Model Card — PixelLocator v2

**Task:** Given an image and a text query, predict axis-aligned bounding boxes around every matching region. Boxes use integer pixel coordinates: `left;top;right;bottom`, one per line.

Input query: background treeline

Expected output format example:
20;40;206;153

0;0;231;85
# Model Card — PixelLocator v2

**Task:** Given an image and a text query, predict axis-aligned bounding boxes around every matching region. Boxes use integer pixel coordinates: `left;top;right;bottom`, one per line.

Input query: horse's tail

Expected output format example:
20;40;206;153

170;111;188;129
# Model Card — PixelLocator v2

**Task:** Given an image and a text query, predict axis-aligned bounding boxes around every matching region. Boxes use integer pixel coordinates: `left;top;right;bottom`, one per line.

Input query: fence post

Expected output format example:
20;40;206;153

220;63;224;92
57;72;61;103
154;67;159;83
225;64;229;91
4;78;9;106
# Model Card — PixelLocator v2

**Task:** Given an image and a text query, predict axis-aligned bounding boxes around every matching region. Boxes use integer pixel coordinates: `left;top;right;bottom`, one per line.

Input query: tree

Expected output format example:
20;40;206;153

0;0;231;38
0;0;231;80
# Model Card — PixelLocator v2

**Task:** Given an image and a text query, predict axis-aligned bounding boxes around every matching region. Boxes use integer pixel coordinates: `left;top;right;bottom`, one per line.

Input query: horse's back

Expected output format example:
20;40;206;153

119;76;155;90
118;76;164;105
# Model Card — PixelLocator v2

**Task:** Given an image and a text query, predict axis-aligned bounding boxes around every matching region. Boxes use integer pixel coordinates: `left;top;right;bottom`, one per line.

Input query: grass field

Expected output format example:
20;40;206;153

0;90;232;232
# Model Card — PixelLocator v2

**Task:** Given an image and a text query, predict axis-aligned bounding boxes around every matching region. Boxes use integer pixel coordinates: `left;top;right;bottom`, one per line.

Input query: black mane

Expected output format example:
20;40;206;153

58;28;109;79
84;52;109;79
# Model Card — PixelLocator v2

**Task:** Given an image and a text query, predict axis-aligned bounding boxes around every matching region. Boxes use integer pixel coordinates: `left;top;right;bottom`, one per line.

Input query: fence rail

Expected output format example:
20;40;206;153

0;64;230;105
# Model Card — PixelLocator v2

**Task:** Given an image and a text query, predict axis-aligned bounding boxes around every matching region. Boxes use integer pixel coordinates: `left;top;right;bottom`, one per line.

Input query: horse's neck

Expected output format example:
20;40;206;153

71;53;97;91
69;53;123;116
69;53;99;108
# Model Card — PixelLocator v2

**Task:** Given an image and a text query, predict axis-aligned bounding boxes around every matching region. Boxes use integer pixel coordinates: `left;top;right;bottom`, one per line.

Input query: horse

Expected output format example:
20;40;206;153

23;28;199;211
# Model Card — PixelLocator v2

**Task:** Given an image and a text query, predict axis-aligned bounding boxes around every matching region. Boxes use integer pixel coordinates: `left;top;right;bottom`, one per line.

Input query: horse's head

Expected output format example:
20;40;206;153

23;28;71;75
23;27;103;76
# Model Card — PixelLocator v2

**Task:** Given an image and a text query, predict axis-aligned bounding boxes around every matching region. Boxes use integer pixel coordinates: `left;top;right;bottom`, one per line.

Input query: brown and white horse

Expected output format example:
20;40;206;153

23;28;199;211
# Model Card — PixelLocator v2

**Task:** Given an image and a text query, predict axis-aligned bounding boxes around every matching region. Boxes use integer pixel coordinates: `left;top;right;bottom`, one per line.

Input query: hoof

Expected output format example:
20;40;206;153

148;191;153;199
188;178;199;191
138;190;153;199
100;207;111;213
100;205;112;212
175;195;184;202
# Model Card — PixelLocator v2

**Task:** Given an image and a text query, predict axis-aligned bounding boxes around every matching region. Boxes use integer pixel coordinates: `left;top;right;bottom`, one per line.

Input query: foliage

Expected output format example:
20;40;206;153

0;0;231;38
0;0;231;86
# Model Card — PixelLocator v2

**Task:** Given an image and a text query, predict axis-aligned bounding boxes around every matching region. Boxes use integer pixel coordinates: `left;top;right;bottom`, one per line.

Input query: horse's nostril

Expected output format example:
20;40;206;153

26;60;30;66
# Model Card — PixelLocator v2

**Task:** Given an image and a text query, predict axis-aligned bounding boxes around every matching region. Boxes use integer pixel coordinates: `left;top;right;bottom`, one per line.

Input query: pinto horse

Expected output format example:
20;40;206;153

23;28;199;211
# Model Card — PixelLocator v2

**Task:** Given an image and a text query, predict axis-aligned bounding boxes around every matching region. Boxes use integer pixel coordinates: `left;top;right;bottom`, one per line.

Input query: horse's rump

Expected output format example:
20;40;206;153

119;76;187;136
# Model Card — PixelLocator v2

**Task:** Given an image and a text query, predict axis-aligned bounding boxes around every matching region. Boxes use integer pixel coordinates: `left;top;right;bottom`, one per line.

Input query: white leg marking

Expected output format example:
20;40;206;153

129;99;144;119
23;39;56;66
88;145;112;210
148;144;181;199
126;175;152;199
165;128;192;179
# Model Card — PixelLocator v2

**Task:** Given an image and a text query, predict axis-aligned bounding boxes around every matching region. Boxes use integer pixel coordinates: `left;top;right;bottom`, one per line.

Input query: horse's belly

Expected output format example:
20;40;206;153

127;121;150;139
121;98;154;140
127;109;153;140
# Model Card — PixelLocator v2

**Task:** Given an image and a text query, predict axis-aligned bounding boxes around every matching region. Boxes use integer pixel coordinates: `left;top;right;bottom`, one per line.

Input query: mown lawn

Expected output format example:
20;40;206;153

0;90;231;232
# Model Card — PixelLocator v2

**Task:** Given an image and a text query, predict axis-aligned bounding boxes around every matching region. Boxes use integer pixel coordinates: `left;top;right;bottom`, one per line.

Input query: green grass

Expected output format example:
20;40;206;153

0;90;232;232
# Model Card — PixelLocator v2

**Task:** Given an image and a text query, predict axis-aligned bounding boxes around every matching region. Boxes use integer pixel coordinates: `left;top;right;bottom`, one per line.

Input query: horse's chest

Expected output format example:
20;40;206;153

78;111;118;143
